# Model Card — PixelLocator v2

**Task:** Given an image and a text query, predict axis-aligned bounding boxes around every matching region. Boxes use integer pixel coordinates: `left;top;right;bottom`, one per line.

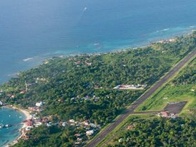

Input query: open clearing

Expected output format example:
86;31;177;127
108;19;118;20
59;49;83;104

164;101;187;114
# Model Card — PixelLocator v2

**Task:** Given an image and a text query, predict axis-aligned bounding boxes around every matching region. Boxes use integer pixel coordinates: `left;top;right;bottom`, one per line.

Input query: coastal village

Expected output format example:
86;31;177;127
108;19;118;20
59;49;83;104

0;100;101;146
21;113;101;146
0;82;147;146
0;53;191;146
0;78;146;147
0;100;186;146
0;82;186;146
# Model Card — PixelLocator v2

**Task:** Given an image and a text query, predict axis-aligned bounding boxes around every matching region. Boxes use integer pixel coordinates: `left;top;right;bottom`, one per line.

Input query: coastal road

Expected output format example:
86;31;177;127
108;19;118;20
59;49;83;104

86;49;196;147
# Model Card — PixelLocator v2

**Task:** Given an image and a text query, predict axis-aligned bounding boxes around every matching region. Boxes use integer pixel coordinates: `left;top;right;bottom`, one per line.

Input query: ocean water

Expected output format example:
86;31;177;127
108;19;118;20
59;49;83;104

0;107;25;147
1;0;196;145
0;0;196;83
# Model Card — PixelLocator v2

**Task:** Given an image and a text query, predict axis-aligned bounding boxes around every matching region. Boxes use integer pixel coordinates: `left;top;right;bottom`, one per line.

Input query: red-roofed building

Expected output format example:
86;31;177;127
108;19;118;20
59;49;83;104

25;119;33;126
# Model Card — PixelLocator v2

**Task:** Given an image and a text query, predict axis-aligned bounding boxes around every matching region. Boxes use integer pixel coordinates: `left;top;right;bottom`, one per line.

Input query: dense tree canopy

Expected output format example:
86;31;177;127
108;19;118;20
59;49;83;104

0;32;196;146
173;58;196;85
111;117;196;147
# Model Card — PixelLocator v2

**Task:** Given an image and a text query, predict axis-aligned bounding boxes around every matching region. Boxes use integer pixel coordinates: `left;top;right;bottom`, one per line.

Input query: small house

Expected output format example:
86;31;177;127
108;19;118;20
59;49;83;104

35;102;43;107
86;130;94;136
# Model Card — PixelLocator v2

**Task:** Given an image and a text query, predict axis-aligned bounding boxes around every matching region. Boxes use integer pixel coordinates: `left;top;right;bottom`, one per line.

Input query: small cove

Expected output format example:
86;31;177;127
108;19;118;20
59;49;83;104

0;107;26;147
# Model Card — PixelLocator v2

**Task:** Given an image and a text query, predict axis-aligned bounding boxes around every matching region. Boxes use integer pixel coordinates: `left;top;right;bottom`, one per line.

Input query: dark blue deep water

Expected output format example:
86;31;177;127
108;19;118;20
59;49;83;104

1;0;196;145
0;0;196;83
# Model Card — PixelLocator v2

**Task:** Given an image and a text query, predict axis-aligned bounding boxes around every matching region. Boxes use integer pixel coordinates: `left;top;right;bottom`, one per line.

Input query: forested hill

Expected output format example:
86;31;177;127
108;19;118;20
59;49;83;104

1;32;196;146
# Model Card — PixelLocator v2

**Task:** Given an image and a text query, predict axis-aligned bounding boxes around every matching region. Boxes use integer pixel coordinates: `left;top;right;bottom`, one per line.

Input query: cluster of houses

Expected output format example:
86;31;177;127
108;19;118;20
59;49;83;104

35;77;48;83
156;38;176;44
157;111;177;119
70;95;100;102
67;119;100;145
22;117;100;144
113;84;147;90
74;60;92;66
28;101;44;112
21;101;100;145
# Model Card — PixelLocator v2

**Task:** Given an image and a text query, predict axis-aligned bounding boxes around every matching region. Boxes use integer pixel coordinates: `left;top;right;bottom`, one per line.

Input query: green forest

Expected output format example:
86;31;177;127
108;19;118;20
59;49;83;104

106;34;196;147
137;51;196;113
1;32;196;146
109;117;196;147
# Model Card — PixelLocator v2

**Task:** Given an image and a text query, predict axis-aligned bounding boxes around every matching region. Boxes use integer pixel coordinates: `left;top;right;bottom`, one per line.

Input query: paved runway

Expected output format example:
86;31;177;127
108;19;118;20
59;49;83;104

86;49;196;147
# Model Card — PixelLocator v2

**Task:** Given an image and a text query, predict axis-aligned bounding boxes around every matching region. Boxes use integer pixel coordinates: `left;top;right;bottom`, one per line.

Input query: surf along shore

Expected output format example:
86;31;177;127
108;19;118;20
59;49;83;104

1;30;195;147
2;105;31;147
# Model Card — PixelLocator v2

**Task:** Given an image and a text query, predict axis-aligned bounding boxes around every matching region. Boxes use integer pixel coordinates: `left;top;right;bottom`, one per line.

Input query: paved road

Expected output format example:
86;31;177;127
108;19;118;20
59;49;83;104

86;49;196;147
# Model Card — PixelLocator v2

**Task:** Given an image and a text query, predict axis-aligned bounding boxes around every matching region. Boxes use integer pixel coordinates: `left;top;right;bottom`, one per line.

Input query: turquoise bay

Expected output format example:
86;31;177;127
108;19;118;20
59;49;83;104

0;107;26;147
1;0;196;145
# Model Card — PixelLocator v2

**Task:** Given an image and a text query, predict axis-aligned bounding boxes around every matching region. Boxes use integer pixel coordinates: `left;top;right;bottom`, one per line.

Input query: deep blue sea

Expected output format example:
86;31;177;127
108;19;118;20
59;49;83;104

0;0;196;145
0;107;25;147
0;0;196;83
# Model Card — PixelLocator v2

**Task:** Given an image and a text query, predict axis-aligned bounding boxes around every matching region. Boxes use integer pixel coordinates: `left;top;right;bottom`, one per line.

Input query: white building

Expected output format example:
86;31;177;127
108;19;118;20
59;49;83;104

35;101;43;107
86;130;94;136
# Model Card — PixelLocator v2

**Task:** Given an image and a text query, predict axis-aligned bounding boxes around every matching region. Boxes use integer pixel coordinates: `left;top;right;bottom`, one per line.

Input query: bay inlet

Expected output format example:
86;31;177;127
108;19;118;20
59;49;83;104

0;107;26;147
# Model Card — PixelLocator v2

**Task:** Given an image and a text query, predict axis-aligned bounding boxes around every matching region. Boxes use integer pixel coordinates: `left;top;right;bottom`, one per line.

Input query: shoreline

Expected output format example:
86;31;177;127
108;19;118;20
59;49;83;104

22;30;196;63
2;105;31;147
26;30;196;60
0;30;195;147
0;29;195;85
47;29;195;61
3;105;31;120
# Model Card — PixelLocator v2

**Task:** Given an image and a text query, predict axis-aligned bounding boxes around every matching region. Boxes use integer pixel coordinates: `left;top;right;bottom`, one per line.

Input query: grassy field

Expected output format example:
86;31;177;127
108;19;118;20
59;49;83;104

137;84;196;112
98;58;196;146
136;58;196;114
